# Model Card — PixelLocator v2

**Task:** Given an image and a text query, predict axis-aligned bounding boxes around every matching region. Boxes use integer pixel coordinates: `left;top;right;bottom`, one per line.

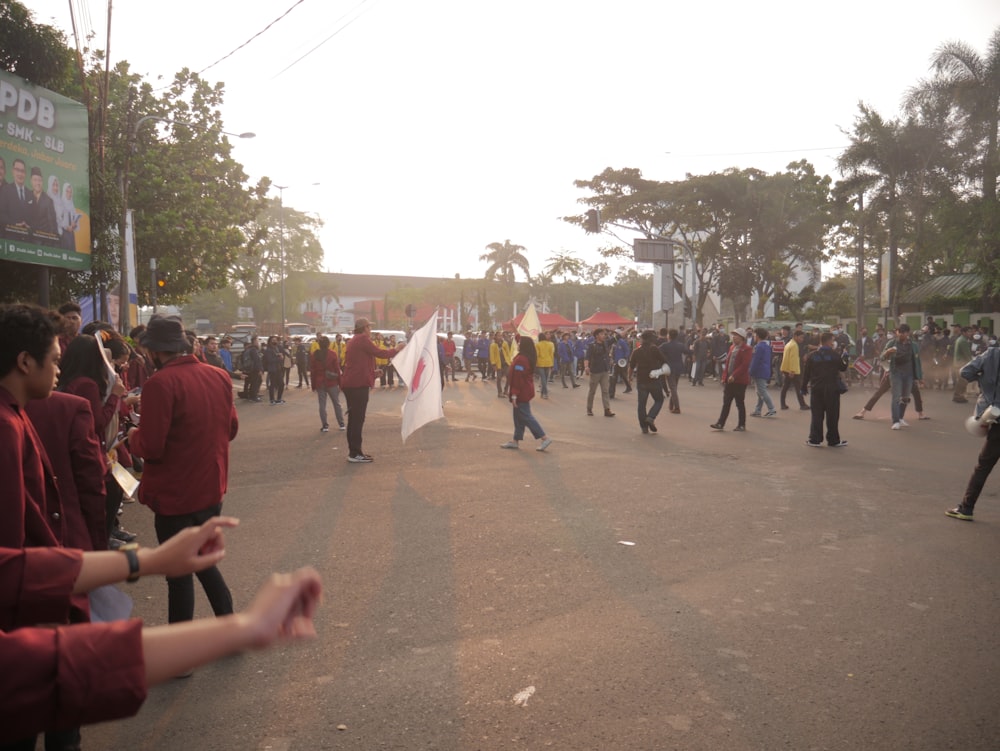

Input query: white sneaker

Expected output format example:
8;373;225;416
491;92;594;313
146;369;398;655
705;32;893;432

499;441;519;449
536;438;553;452
899;419;910;427
891;422;901;430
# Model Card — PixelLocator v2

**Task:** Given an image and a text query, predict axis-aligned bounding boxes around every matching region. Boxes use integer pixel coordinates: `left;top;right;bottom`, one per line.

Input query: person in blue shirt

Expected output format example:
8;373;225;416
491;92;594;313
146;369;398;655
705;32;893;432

463;335;478;382
749;327;776;417
609;332;633;398
658;329;690;414
557;332;579;388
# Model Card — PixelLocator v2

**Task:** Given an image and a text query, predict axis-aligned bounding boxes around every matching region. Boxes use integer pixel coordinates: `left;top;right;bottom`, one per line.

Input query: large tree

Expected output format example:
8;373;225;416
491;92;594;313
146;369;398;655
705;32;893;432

480;240;530;285
230;194;324;323
908;27;1000;296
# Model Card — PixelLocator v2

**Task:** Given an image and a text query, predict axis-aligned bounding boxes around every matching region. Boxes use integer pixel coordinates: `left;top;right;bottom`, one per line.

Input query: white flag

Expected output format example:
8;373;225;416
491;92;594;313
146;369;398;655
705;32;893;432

517;301;541;342
391;313;444;442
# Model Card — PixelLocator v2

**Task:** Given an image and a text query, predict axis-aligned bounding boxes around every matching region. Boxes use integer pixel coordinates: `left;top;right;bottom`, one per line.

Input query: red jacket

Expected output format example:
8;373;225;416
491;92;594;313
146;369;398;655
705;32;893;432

0;387;62;551
722;343;753;385
0;548;146;739
129;356;238;515
25;393;108;551
507;354;535;403
62;376;119;450
310;347;342;391
341;333;399;389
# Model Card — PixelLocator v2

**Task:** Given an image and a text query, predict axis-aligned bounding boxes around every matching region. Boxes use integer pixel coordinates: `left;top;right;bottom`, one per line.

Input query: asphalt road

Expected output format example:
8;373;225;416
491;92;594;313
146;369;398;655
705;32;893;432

85;372;1000;750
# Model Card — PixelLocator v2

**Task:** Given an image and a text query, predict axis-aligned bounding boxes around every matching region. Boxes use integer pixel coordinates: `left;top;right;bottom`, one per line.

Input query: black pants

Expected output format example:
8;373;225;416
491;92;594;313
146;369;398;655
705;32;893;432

267;369;285;402
296;361;310;387
154;504;233;624
962;423;1000;512
717;382;747;427
781;373;807;408
244;371;262;400
808;385;841;445
343;386;370;457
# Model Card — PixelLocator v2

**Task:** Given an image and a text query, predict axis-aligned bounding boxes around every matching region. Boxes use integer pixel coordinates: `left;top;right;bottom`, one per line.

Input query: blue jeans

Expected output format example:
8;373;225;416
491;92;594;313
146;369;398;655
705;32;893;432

890;371;914;423
317;385;344;428
636;380;664;428
753;377;775;414
512;400;545;441
537;367;551;396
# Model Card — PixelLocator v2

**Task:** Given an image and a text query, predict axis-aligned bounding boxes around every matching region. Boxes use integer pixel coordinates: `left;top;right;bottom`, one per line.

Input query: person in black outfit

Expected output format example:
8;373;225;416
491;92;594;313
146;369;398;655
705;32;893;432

801;331;849;448
629;329;667;433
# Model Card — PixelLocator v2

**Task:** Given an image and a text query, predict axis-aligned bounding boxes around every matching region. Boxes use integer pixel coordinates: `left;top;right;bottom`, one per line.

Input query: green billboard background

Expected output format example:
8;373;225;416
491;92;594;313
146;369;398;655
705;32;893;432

0;70;91;271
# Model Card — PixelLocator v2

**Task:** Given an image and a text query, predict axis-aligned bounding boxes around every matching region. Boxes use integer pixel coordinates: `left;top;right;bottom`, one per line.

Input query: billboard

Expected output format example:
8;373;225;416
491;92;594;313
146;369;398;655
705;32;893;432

0;70;91;271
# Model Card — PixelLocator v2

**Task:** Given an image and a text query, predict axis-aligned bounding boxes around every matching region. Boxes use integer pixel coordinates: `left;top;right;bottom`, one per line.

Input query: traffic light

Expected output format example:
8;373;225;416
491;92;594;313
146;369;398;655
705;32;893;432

584;208;601;233
156;271;167;292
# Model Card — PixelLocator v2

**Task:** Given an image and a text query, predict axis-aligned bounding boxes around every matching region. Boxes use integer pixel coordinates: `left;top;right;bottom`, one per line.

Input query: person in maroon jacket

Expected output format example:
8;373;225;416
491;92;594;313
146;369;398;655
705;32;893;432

499;336;553;452
0;303;86;751
310;335;345;432
25;392;108;552
340;318;403;463
0;519;323;744
128;315;239;625
710;327;753;432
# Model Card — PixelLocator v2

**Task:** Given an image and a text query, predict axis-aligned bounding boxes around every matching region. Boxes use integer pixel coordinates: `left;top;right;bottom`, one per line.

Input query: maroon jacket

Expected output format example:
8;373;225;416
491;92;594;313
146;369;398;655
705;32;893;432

129;355;238;515
507;354;535;403
722;343;753;385
25;393;108;551
341;333;399;389
0;387;62;550
0;548;146;739
62;376;119;450
310;347;342;391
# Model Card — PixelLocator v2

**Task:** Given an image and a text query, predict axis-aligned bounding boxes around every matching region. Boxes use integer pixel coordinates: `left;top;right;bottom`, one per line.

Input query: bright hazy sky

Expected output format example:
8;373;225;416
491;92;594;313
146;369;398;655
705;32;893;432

27;0;1000;282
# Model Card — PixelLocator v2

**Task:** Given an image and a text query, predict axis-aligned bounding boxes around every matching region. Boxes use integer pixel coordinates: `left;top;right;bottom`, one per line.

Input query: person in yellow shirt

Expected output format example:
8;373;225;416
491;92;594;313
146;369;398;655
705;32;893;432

490;332;512;398
535;332;556;399
780;329;809;410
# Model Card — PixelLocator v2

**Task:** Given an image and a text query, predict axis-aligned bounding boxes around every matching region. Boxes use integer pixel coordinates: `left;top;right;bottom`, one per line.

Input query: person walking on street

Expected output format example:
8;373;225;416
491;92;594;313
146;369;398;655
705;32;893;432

780;329;809;410
584;329;615;417
801;332;849;447
749;327;777;417
881;323;923;430
947;344;1000;521
310;336;345;432
710;327;752;432
629;329;667;433
558;332;579;388
499;337;552;452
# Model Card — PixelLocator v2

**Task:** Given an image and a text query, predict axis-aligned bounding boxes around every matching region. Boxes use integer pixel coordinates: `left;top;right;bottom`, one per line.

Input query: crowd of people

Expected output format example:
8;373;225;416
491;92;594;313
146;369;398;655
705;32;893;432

0;303;322;747
2;299;998;743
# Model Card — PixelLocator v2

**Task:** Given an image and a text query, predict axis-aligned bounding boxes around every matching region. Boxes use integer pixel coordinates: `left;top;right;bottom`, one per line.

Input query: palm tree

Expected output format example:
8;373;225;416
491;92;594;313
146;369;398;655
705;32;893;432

911;28;1000;203
480;240;530;285
837;105;910;316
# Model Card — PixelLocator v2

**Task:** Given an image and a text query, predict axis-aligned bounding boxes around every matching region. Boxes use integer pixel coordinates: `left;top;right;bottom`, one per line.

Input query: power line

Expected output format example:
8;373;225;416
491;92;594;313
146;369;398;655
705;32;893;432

196;0;310;77
273;0;377;79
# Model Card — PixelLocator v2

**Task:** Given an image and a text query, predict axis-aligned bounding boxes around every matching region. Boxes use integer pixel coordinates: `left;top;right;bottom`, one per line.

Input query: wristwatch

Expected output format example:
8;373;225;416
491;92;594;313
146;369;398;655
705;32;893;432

120;543;141;583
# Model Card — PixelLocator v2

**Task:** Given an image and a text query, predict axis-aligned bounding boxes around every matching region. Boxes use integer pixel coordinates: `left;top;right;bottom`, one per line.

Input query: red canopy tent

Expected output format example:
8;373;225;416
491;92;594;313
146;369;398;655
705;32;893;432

578;311;635;329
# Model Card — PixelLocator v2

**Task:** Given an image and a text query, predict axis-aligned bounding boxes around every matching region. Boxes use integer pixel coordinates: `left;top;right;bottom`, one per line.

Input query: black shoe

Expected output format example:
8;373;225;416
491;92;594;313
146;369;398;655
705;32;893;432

733;425;745;432
805;440;822;447
781;405;789;410
709;423;724;431
646;418;657;433
572;383;580;388
111;528;137;543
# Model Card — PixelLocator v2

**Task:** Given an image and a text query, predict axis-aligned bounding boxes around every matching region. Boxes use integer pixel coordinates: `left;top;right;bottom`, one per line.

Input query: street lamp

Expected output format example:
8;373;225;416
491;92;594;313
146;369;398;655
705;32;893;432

272;183;319;335
119;115;254;332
